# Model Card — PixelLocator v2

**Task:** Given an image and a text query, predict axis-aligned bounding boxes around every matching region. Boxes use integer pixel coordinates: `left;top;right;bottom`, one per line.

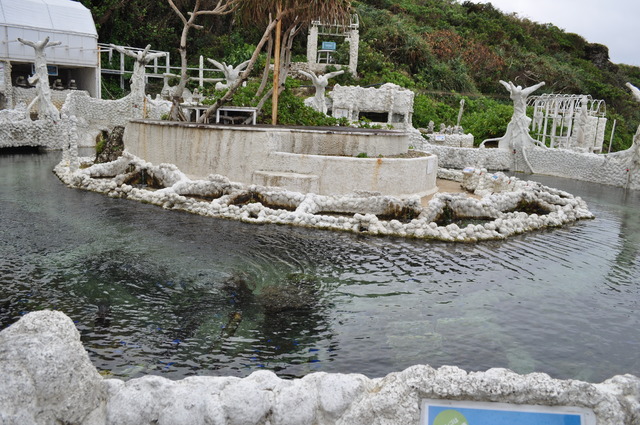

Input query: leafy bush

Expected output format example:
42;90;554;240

267;88;349;127
412;94;456;129
100;75;127;100
462;104;513;144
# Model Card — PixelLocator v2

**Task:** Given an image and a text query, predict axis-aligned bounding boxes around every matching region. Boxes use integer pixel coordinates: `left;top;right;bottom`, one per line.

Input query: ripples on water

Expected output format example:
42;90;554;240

0;148;638;382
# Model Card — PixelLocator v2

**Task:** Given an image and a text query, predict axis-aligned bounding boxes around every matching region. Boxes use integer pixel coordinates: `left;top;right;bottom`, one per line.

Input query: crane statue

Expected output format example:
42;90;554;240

298;69;345;115
207;59;251;91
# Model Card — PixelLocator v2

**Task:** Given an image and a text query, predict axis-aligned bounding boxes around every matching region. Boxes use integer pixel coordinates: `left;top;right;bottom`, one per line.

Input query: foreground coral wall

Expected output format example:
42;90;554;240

1;311;638;424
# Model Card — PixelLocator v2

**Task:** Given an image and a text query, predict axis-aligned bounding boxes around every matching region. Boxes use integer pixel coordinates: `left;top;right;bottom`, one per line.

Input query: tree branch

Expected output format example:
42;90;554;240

199;14;281;123
166;0;187;26
255;35;273;99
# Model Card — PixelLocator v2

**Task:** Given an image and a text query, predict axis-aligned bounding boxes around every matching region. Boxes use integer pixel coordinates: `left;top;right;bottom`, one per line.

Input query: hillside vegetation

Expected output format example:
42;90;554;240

81;0;640;151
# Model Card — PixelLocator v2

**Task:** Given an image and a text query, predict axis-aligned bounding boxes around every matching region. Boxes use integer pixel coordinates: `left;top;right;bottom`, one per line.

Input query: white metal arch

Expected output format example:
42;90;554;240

527;93;607;152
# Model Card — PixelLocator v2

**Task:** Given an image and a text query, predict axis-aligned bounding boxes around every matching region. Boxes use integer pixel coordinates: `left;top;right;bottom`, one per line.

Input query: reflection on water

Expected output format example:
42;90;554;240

1;148;638;382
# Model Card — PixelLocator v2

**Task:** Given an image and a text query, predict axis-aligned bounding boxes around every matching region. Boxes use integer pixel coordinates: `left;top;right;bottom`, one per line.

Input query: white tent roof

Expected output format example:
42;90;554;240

0;0;97;66
0;0;96;36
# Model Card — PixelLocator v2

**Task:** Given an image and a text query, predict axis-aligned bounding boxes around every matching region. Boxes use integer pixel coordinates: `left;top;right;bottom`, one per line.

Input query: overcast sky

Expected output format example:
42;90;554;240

472;0;639;66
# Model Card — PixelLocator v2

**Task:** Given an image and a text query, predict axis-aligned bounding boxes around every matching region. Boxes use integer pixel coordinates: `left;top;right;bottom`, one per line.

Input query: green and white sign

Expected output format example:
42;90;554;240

421;399;596;425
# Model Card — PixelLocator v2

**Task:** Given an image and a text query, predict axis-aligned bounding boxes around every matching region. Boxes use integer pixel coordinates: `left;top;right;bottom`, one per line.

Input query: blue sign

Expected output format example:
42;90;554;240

421;400;596;425
30;64;58;76
321;41;337;51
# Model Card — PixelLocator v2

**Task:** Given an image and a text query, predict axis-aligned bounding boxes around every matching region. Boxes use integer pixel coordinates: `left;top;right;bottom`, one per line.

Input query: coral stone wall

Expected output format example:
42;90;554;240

62;92;169;147
1;311;639;425
0;115;65;149
423;133;474;148
525;145;640;189
413;133;640;190
330;83;414;128
419;144;512;171
0;92;170;149
12;87;75;111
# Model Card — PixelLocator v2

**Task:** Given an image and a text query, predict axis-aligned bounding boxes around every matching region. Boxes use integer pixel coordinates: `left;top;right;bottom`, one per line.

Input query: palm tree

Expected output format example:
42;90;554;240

199;0;352;124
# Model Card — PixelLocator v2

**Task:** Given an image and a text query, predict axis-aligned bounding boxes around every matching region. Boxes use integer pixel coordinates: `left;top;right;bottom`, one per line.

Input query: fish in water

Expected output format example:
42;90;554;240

95;302;111;327
220;311;243;338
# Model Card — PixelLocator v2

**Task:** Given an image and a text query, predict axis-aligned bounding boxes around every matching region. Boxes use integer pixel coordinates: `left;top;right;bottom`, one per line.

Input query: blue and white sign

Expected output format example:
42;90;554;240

420;399;596;425
30;64;58;76
321;41;337;51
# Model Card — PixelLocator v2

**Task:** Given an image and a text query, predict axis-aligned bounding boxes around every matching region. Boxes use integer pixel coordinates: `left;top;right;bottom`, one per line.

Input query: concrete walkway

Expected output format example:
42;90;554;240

421;179;476;206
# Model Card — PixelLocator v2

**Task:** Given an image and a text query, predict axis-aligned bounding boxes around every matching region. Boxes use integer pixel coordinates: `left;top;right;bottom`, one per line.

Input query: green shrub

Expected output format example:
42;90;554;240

412;94;457;129
462;104;513;144
95;131;107;155
100;76;126;100
261;86;349;127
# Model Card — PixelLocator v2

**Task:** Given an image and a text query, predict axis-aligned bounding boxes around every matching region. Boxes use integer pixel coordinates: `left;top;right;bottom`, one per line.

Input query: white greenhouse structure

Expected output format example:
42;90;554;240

0;0;99;100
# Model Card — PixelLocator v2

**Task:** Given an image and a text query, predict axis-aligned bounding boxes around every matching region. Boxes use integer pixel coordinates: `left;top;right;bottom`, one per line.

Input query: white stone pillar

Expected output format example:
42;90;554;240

0;60;13;109
61;113;70;166
69;115;79;172
307;25;319;65
348;29;359;75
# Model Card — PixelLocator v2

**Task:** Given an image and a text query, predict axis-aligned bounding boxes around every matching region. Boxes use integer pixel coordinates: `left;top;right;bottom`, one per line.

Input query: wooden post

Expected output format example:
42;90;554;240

271;2;282;125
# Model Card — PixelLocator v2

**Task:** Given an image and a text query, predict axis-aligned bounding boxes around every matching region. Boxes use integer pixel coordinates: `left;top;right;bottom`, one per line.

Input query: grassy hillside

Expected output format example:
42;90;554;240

349;0;640;150
82;0;640;151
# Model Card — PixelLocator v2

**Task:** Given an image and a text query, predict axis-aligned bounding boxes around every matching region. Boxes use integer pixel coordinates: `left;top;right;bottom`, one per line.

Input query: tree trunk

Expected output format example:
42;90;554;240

271;2;282;125
199;16;281;123
255;36;273;99
255;87;273;114
169;24;191;120
279;22;300;88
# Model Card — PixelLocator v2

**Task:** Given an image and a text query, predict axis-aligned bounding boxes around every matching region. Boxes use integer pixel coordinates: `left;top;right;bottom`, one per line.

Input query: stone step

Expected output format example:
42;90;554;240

252;170;320;194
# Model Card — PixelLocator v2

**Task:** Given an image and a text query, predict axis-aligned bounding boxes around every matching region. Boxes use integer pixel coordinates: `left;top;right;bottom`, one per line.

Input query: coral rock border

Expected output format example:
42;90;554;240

54;154;594;242
1;311;638;424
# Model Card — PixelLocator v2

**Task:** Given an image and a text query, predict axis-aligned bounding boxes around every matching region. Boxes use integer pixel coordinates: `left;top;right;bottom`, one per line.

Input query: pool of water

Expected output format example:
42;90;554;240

1;148;638;383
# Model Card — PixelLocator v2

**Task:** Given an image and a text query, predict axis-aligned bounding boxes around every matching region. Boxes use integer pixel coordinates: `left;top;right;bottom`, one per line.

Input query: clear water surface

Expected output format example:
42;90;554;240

1;148;638;382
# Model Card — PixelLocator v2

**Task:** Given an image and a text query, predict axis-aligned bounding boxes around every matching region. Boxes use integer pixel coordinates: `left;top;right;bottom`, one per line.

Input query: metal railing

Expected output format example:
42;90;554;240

98;43;224;90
